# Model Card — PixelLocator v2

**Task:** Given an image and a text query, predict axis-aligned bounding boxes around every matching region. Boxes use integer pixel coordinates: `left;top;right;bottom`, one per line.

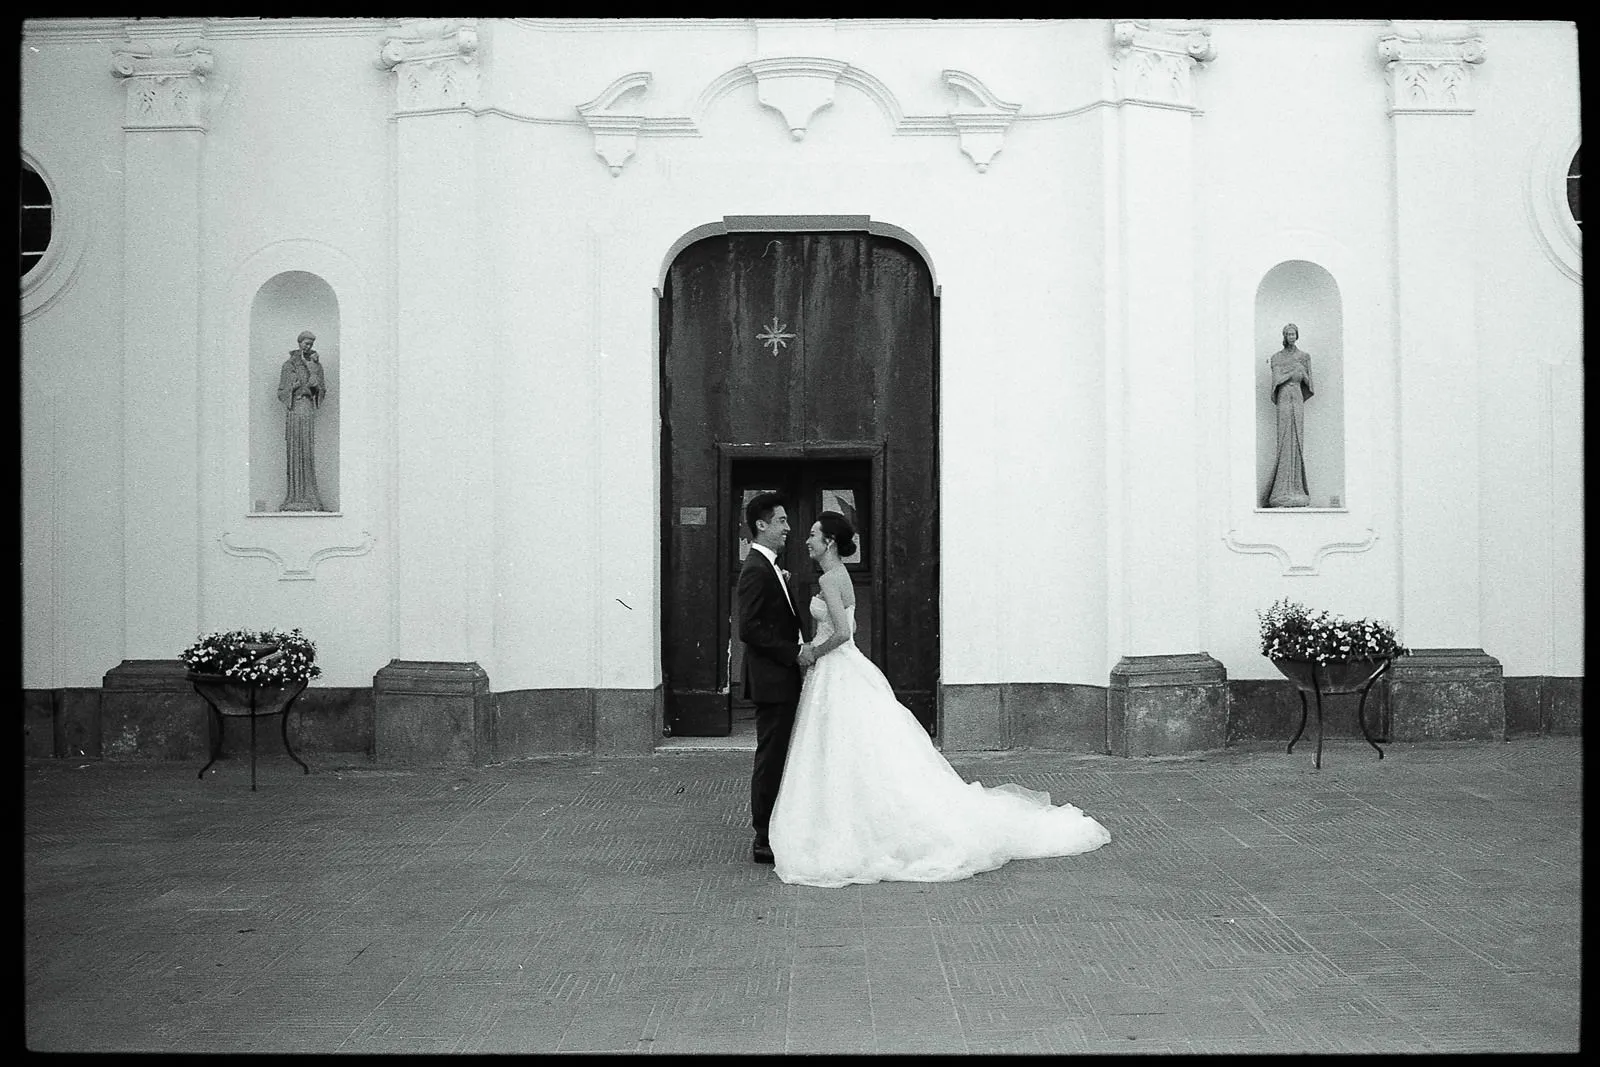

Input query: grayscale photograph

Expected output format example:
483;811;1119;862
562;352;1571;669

22;17;1581;1054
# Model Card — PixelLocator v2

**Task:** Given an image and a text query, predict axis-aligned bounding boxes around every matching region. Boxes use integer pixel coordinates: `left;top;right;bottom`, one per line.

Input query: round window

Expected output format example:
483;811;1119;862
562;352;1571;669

1567;146;1580;229
21;160;53;278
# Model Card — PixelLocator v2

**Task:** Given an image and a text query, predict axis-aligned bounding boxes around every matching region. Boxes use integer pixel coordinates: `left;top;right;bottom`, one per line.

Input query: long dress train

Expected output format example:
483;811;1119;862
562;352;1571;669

769;595;1111;888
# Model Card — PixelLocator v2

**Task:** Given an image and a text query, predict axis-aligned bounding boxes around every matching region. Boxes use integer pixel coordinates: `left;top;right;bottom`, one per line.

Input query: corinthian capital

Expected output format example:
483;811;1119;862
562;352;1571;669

1111;19;1216;110
110;37;214;131
1378;22;1486;114
378;18;480;113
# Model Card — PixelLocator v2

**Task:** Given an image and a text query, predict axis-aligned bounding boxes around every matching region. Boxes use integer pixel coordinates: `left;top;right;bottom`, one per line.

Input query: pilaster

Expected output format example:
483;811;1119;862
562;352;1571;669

378;19;494;670
111;22;210;658
1381;22;1504;731
1100;21;1221;753
1107;20;1213;662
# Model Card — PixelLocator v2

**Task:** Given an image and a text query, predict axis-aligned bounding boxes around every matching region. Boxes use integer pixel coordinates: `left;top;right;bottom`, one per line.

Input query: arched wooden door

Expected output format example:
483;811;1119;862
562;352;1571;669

661;230;938;736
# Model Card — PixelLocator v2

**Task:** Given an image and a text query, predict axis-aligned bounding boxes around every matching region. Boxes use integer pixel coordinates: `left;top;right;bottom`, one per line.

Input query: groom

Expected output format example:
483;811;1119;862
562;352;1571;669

738;492;809;864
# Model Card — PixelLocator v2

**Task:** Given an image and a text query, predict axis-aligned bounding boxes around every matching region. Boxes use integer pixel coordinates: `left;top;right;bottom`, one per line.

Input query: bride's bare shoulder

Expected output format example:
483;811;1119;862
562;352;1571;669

821;567;854;603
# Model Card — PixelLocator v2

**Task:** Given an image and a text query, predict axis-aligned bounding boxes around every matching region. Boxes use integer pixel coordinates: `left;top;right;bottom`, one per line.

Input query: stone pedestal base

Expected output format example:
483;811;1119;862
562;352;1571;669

1108;653;1227;756
373;660;492;765
1388;648;1504;741
101;660;209;760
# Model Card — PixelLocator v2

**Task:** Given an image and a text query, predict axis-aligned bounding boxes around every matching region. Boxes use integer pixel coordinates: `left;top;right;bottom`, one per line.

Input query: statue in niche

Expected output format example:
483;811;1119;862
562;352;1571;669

277;329;328;512
1265;323;1314;508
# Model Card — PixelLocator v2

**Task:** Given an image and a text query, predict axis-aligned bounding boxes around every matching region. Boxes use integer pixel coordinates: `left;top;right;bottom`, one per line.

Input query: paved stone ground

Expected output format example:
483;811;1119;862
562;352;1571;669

24;737;1581;1054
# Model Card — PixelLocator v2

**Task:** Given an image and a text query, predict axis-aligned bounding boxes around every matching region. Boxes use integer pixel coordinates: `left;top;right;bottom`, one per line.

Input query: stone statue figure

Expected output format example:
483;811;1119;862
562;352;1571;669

277;329;328;512
1265;323;1314;508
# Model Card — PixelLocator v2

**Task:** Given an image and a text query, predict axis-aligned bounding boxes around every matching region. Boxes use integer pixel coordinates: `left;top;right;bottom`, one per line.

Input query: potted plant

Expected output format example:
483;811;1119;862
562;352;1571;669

180;627;322;688
1259;599;1407;767
1257;598;1407;692
181;628;320;785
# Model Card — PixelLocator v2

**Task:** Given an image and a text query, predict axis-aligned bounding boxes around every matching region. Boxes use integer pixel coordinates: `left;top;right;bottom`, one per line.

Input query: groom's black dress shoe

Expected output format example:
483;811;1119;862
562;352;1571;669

752;841;775;864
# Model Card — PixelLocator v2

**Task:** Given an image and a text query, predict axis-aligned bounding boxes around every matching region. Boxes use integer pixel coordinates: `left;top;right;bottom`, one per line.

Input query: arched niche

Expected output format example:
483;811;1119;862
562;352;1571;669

1254;260;1345;509
249;272;340;513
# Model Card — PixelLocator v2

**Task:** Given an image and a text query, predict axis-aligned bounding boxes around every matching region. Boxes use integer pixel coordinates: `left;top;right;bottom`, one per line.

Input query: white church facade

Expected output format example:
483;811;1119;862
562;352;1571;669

20;18;1582;762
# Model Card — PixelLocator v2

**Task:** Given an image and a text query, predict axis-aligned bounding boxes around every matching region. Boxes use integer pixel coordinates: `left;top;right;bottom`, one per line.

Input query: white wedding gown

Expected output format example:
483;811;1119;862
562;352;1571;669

769;595;1112;888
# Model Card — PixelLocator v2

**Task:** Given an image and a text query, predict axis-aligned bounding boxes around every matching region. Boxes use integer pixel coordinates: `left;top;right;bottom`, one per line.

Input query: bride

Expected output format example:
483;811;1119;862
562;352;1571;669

769;511;1111;888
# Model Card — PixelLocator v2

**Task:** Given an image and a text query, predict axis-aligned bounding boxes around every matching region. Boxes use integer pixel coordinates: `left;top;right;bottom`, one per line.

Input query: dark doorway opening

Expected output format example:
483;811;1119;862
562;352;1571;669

723;453;879;739
660;228;938;740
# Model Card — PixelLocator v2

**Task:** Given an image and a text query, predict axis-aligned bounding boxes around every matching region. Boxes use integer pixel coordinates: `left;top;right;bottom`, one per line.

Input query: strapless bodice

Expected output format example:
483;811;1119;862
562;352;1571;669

809;594;856;647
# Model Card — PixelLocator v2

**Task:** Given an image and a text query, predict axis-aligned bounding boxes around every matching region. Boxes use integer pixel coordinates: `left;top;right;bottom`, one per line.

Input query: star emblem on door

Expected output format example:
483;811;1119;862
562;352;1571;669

756;316;796;355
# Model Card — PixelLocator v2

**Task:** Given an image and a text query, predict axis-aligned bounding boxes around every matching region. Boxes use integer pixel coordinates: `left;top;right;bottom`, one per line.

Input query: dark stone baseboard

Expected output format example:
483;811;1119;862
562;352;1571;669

1505;675;1584;737
20;668;1574;762
1006;683;1108;752
1227;677;1393;744
938;683;1107;752
207;685;375;760
494;687;660;758
494;688;592;757
595;688;661;756
24;689;58;759
24;678;376;762
938;684;1006;751
1505;676;1541;737
1545;676;1583;734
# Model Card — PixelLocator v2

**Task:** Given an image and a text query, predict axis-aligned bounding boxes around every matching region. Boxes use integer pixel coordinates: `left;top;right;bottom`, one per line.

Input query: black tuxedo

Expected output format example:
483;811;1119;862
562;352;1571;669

737;546;802;845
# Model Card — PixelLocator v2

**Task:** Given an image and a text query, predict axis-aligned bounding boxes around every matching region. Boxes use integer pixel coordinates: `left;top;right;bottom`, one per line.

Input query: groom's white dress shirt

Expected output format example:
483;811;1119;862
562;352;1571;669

749;542;795;615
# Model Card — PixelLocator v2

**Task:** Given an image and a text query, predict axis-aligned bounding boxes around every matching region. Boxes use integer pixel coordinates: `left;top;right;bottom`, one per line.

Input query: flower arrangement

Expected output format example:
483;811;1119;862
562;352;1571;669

180;628;322;685
1257;598;1407;664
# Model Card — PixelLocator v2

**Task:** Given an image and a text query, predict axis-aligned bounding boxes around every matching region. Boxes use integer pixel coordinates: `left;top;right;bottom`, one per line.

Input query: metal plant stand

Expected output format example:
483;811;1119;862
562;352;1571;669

1274;658;1392;770
189;676;311;790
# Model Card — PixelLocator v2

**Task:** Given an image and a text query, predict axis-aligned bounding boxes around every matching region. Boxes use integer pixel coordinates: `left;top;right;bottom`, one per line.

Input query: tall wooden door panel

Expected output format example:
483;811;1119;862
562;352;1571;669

662;231;937;736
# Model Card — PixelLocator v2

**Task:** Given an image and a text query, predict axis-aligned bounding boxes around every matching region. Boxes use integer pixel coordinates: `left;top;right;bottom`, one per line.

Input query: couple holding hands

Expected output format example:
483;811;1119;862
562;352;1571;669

737;493;1110;888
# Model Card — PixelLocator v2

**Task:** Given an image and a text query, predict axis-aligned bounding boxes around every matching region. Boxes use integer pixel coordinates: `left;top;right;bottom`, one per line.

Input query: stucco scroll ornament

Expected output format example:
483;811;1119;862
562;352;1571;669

378;19;480;113
1110;20;1215;110
219;530;377;582
110;40;215;131
943;70;1021;173
1377;23;1486;115
1222;527;1379;577
747;56;850;141
577;72;653;176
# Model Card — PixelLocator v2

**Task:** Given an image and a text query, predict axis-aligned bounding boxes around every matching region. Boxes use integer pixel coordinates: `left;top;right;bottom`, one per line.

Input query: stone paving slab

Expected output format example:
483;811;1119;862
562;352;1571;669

24;737;1581;1054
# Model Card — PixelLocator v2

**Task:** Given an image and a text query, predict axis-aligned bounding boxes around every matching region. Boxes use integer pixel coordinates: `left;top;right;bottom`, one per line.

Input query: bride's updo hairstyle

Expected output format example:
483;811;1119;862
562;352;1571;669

817;510;857;559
